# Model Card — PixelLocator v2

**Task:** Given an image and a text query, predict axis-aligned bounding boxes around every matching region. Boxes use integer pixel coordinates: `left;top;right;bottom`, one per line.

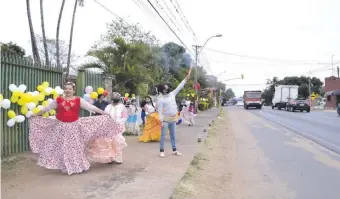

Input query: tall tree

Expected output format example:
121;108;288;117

26;0;40;63
40;0;49;66
56;0;66;68
66;0;84;79
222;88;235;100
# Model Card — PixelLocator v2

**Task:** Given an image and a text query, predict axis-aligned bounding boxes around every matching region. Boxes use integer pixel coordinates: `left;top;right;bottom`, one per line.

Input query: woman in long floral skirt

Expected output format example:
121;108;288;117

29;82;127;175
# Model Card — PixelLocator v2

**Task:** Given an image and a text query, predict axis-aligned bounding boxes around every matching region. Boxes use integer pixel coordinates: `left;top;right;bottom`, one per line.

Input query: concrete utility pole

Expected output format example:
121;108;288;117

331;55;335;76
192;34;222;111
308;71;312;109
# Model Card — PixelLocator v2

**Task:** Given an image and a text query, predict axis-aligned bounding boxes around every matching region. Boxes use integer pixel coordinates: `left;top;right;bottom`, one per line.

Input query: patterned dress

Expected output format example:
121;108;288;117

125;105;140;135
29;97;126;175
87;103;128;164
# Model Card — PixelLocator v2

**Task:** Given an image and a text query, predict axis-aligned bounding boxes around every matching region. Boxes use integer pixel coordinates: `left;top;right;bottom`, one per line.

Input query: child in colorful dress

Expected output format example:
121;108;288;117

29;82;126;175
125;99;140;135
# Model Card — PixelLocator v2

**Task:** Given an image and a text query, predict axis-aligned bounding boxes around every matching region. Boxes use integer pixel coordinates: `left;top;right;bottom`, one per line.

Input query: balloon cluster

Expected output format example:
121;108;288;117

82;86;108;104
123;93;136;102
0;82;62;127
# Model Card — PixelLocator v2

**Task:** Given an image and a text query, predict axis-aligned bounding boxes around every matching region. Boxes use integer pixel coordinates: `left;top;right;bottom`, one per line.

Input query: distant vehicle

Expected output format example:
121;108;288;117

243;90;262;109
272;85;299;110
286;98;310;112
236;101;244;107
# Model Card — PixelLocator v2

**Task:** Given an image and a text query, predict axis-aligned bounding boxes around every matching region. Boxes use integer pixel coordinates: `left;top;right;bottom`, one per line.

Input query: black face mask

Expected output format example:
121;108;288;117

112;99;120;103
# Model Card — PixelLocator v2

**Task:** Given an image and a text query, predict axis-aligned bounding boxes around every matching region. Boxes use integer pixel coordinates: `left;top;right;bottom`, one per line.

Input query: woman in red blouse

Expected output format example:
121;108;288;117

29;82;127;175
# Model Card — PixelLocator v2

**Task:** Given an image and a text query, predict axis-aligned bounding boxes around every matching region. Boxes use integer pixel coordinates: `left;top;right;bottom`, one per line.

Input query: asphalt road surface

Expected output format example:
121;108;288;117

226;106;340;199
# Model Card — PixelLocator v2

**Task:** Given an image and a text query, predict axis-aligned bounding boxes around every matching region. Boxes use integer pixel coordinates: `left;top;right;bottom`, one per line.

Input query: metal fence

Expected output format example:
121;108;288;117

0;53;105;157
0;52;63;157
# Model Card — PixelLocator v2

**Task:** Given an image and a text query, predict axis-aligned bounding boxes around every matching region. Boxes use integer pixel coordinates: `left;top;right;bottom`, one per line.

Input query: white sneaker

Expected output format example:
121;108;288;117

160;152;165;158
172;151;182;156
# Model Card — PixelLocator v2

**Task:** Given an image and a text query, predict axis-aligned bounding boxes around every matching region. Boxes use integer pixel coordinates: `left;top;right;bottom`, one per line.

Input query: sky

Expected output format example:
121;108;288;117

1;0;340;97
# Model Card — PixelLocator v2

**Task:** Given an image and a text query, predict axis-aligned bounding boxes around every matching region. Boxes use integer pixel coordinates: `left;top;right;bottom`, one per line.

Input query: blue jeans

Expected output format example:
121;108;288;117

160;121;177;152
141;111;146;125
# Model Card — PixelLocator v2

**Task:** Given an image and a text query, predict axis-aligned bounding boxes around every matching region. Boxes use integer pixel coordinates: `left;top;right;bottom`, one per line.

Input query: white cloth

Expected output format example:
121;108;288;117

42;97;103;114
144;103;156;115
157;79;186;122
104;103;128;125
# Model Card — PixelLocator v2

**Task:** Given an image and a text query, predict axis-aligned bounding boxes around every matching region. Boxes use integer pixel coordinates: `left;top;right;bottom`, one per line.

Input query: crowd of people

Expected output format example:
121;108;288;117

28;67;195;175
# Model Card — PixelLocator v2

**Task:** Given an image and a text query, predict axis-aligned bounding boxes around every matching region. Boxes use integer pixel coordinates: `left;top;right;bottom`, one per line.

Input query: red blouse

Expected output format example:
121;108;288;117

55;97;81;122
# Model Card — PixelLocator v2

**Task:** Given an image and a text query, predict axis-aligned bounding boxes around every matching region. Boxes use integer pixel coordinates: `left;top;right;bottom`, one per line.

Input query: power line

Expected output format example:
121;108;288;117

204;48;340;65
93;0;119;17
146;0;193;54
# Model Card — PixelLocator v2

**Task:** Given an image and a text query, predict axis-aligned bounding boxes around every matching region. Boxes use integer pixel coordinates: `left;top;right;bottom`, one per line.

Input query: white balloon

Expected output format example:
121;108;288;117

37;105;44;110
25;111;33;118
26;102;36;110
55;86;62;90
7;119;15;127
1;99;11;109
45;87;53;94
18;84;27;92
15;115;25;123
47;98;54;104
57;89;64;95
9;84;18;92
32;91;39;96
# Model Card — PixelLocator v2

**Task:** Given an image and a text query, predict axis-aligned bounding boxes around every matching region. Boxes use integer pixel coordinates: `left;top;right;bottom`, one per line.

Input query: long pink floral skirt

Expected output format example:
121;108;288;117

29;115;127;175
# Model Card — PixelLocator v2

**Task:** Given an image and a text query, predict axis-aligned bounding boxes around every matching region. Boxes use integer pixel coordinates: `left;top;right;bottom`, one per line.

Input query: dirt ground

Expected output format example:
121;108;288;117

171;109;294;199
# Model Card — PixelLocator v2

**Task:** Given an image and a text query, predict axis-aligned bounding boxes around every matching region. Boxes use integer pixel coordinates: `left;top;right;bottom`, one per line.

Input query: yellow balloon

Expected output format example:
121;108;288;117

21;93;33;103
132;94;136;98
37;85;44;92
42;100;49;107
21;106;28;115
7;110;16;119
53;94;58;99
51;89;57;95
0;94;3;101
42;112;49;118
10;96;19;103
32;107;40;114
40;92;46;96
97;87;104;94
125;93;129;97
90;92;98;99
13;90;22;97
42;81;49;88
18;99;25;106
49;109;56;115
37;94;45;102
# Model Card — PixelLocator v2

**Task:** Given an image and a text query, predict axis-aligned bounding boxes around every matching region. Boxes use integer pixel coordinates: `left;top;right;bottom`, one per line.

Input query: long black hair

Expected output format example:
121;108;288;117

144;96;156;109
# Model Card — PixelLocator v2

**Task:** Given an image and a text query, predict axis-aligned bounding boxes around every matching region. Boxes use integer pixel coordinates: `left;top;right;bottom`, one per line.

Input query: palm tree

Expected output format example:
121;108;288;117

65;0;84;80
26;0;40;64
40;0;49;66
56;0;66;68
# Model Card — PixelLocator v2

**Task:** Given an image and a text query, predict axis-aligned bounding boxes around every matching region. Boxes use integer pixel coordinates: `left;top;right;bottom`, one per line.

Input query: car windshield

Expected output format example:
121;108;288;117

246;93;261;98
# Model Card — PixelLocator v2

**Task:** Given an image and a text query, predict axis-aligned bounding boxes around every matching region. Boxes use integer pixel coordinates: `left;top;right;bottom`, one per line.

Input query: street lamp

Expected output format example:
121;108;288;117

193;34;222;111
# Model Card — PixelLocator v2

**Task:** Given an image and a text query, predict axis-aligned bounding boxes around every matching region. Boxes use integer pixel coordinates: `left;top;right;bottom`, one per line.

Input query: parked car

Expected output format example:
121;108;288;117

286;99;310;112
236;101;244;107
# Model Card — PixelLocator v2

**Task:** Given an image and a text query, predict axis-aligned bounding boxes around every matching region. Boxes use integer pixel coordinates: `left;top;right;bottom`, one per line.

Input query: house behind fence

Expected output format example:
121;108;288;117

0;52;106;157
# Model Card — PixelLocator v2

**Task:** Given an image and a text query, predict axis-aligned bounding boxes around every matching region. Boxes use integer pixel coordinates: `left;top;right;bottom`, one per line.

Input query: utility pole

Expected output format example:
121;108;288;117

193;45;201;111
308;71;312;109
331;55;335;76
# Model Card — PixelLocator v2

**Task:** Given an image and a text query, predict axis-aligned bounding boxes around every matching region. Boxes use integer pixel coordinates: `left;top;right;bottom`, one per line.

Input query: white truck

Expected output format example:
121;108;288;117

272;85;298;110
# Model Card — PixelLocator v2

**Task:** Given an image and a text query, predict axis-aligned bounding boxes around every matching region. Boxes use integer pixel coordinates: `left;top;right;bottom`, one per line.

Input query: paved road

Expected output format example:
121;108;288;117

226;107;340;199
250;106;340;155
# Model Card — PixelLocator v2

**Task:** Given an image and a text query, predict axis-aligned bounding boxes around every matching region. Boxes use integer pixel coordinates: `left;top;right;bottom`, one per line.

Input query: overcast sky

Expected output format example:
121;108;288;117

1;0;339;96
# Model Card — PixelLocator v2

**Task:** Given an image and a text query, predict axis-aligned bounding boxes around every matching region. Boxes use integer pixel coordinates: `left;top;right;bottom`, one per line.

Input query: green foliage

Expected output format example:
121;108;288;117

222;88;235;100
262;76;324;104
1;42;26;57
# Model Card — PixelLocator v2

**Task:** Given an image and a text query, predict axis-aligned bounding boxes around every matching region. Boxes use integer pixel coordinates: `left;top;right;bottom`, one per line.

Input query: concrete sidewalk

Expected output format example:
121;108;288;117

1;108;220;199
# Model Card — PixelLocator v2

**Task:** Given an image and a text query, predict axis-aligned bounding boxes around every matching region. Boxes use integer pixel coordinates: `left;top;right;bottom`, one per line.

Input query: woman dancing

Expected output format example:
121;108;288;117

29;82;126;175
139;96;161;142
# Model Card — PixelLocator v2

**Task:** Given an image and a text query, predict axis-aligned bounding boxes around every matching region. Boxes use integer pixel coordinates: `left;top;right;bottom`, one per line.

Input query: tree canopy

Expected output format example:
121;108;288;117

262;76;324;104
